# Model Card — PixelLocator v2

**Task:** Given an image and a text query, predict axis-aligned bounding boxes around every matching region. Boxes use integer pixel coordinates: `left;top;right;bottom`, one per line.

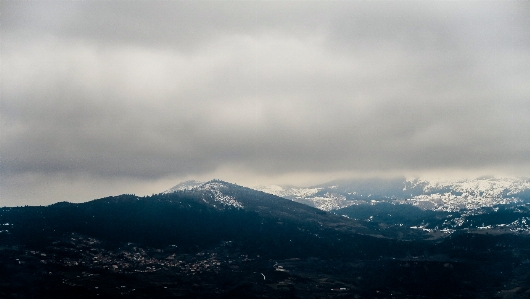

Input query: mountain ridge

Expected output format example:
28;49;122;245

162;178;530;235
251;177;530;212
2;178;530;298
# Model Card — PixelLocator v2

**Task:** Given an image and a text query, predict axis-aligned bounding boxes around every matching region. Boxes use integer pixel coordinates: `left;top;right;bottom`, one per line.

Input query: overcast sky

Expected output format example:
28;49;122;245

2;1;529;206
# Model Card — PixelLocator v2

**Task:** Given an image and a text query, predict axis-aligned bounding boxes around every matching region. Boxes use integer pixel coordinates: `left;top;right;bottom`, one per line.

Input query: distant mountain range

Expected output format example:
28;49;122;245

164;177;530;235
166;177;530;212
253;177;530;212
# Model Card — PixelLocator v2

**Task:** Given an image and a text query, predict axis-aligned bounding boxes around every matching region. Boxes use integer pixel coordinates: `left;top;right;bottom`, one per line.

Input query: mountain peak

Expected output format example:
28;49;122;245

163;180;204;193
163;179;244;209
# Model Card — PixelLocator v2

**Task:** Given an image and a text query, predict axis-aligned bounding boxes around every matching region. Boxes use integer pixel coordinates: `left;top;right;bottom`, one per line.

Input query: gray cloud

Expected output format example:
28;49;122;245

1;1;529;205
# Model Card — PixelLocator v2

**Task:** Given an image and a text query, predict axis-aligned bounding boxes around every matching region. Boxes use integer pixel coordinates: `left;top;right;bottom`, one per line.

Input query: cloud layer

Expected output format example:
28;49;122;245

2;1;529;205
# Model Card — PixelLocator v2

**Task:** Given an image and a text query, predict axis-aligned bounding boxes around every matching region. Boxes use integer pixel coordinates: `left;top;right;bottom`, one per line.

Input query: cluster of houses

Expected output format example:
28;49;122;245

24;233;235;276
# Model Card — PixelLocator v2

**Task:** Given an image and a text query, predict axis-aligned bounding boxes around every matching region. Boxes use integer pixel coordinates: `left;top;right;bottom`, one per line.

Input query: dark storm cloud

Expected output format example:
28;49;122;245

1;1;529;205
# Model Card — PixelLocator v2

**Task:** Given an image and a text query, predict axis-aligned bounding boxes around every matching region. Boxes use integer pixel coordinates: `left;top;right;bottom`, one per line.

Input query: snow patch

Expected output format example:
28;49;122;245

197;181;243;209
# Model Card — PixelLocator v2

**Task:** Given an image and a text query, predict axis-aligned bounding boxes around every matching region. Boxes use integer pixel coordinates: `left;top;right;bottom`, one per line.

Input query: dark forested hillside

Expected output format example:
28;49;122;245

0;188;421;259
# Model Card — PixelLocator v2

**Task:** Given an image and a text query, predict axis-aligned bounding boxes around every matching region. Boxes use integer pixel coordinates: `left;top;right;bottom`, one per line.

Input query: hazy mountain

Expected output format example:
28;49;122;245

253;177;530;237
256;177;530;212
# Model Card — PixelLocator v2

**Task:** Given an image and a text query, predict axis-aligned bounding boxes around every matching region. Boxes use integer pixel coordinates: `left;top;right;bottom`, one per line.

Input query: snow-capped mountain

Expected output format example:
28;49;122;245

254;177;530;235
164;180;243;208
162;179;381;236
256;177;530;212
255;185;355;211
255;185;321;199
164;177;530;212
404;177;530;212
163;180;204;193
163;178;530;234
193;180;244;209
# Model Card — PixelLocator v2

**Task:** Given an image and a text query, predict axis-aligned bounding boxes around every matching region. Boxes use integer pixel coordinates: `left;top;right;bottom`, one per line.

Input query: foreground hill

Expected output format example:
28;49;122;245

1;180;530;298
1;181;413;256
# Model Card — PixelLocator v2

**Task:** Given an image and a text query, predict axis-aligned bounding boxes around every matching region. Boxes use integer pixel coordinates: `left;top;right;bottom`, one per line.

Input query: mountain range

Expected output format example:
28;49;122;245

166;177;530;211
165;177;530;235
254;177;530;211
1;177;530;298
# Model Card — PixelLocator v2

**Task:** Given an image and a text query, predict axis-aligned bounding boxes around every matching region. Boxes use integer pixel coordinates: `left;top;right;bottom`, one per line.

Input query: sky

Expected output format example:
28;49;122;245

1;1;529;206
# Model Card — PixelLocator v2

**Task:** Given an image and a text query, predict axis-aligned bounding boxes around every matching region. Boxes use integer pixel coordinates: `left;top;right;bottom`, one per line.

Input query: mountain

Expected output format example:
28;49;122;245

256;177;530;212
163;179;204;192
256;177;414;210
160;178;530;236
255;177;530;236
163;180;381;236
404;177;530;211
1;180;405;254
2;179;530;298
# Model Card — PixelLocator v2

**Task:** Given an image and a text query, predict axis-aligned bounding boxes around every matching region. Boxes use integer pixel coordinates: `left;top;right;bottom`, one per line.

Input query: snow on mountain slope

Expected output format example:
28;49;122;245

304;193;359;211
406;177;530;197
405;178;530;212
254;185;357;211
196;181;244;209
164;177;530;212
163;180;204;193
255;185;321;199
164;180;243;209
257;177;530;212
